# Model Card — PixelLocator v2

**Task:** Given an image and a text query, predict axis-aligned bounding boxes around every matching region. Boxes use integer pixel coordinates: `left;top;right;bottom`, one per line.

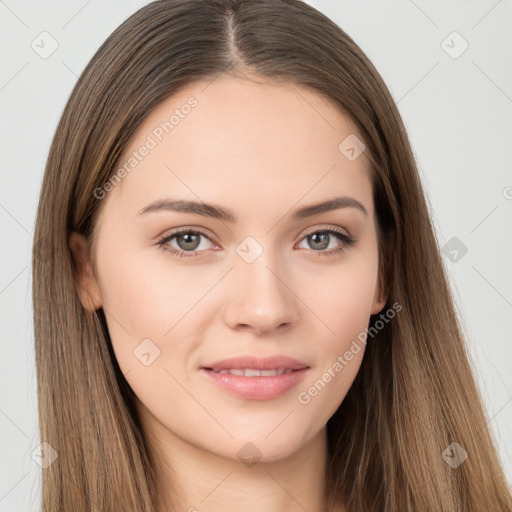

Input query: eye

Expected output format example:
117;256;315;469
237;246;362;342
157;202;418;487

296;227;356;257
157;226;356;259
157;228;216;258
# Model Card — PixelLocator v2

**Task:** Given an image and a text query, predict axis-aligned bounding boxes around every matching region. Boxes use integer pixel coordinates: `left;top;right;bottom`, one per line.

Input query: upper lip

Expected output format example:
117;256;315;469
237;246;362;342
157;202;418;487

201;355;309;371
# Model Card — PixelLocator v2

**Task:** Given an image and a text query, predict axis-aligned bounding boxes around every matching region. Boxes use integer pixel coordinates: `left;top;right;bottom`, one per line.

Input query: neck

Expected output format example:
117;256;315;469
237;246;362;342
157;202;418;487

140;408;334;512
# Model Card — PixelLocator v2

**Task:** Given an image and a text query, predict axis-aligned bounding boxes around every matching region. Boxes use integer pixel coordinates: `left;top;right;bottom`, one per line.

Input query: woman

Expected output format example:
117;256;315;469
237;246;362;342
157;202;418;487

32;0;512;510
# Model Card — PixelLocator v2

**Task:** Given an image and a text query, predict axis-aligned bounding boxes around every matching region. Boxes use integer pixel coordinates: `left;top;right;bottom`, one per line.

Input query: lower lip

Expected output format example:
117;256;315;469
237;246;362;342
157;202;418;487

200;368;309;400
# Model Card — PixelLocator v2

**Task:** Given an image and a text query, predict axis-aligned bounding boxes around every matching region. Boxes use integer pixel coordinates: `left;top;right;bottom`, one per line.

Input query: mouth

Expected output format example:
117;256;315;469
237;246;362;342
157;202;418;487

199;355;310;400
205;367;297;376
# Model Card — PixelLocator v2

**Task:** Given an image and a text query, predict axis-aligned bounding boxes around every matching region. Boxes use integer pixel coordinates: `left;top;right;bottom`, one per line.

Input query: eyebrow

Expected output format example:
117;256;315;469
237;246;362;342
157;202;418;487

137;195;368;222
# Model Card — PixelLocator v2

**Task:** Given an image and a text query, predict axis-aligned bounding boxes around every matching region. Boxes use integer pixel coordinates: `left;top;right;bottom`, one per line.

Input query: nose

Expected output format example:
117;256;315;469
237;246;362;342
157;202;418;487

223;247;300;335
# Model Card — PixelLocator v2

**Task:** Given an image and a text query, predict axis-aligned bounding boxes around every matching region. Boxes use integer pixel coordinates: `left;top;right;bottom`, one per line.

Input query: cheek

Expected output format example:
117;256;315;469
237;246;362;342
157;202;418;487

295;250;379;399
90;234;379;459
96;235;379;374
293;281;374;427
94;245;221;386
96;245;208;338
299;251;379;342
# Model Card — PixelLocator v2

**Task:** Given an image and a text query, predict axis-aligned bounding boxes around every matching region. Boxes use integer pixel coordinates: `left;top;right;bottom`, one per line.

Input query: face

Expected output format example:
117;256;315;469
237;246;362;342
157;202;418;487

70;75;386;465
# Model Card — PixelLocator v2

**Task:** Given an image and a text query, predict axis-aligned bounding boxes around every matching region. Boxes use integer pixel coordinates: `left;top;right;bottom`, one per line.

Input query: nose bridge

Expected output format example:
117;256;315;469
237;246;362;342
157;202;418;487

224;235;299;332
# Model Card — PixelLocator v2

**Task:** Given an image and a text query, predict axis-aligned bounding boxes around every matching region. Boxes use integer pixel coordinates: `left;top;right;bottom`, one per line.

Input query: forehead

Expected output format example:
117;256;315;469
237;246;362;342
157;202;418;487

108;76;374;220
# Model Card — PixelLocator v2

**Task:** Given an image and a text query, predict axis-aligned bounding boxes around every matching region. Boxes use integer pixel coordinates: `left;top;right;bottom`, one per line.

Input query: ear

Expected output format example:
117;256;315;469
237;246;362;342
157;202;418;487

370;264;388;315
69;232;103;311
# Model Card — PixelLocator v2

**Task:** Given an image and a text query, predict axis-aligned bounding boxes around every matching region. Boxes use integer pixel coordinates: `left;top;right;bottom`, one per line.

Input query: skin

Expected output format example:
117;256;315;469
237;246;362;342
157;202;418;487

70;75;387;512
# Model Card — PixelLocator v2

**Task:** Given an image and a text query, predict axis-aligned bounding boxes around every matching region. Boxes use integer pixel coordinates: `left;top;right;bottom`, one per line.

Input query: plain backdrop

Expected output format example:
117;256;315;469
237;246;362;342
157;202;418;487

1;0;511;510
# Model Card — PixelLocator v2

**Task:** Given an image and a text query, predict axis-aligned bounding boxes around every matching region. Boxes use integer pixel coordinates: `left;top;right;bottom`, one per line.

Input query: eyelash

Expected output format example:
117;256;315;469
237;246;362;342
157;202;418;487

157;226;356;259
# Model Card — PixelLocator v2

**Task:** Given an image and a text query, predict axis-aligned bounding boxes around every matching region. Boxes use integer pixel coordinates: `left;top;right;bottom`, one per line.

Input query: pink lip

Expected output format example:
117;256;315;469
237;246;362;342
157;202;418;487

200;355;310;400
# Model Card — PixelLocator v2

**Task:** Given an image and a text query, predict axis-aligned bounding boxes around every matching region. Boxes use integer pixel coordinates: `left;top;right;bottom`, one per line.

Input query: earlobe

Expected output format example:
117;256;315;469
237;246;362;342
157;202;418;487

69;232;103;311
371;293;387;315
371;236;393;315
370;272;388;315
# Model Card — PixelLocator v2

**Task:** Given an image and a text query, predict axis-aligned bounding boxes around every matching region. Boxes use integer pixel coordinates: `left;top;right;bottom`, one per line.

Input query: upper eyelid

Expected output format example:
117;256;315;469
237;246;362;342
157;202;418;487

160;224;352;246
160;226;218;245
301;225;351;238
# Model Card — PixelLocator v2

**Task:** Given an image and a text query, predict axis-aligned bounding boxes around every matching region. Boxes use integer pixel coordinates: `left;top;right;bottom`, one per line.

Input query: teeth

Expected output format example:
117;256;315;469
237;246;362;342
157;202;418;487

210;368;294;376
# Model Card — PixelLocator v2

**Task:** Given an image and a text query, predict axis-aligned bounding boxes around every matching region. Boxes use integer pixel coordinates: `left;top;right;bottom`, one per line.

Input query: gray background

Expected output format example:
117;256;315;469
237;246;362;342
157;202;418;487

1;0;511;509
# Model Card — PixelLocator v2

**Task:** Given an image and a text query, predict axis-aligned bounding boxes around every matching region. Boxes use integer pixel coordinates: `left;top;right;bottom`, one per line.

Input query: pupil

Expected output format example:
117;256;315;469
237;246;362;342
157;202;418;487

310;232;329;250
179;232;200;250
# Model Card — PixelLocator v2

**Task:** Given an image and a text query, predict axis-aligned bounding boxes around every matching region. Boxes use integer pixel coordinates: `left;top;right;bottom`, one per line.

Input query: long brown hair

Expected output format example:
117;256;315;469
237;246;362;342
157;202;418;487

32;0;512;510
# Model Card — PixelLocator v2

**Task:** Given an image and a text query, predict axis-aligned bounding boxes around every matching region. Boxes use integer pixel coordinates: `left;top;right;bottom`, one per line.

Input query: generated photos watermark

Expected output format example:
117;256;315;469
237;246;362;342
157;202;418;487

93;96;198;200
297;301;402;405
